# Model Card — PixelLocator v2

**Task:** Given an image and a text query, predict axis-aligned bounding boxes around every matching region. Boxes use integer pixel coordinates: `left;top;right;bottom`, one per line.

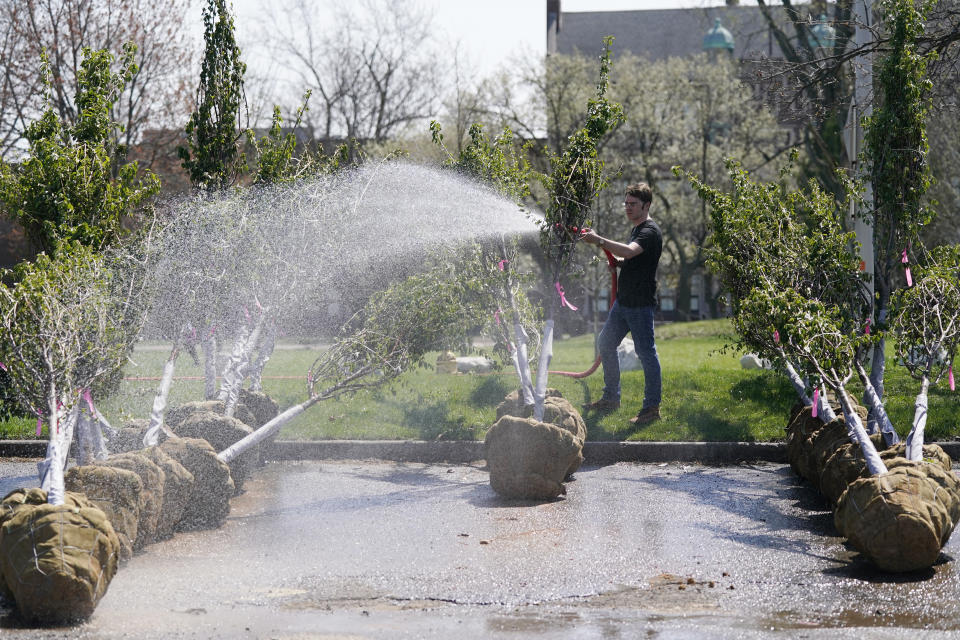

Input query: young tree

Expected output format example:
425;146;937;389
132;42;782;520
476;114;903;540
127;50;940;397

862;0;937;404
0;243;150;505
532;38;623;420
179;0;248;190
890;244;960;460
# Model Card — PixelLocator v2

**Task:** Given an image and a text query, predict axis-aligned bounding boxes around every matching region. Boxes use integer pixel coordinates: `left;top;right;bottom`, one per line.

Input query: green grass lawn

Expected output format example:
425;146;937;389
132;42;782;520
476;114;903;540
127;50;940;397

2;318;958;442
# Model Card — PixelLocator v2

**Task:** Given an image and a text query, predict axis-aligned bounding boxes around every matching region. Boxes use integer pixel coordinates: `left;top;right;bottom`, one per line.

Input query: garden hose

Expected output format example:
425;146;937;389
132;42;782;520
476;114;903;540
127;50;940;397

549;248;617;379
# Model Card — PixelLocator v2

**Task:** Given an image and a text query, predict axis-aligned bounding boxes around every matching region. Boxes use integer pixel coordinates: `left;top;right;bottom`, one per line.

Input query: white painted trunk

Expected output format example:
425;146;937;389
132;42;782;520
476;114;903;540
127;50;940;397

218;325;250;403
218;395;320;464
533;319;555;422
513;322;535;406
144;344;179;447
39;402;78;506
202;332;218;400
248;325;276;393
905;376;929;462
816;389;837;423
224;317;265;417
837;385;888;476
856;362;899;445
783;360;812;406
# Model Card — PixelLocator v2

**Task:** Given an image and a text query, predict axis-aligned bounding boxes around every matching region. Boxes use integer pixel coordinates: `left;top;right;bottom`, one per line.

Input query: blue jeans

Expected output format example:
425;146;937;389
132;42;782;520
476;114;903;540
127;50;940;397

597;301;661;410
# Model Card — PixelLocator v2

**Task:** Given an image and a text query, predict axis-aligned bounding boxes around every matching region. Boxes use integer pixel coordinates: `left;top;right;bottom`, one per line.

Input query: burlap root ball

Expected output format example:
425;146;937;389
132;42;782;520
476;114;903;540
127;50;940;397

159;437;234;531
238;389;279;428
171;412;256;493
883;457;960;542
495;388;563;420
98;452;165;548
64;465;142;561
818;433;888;507
166;400;257;430
785;405;825;482
140;446;194;540
0;489;119;624
0;488;50;602
484;415;583;500
835;466;952;572
238;389;280;464
110;418;151;453
881;443;953;473
494;389;586;476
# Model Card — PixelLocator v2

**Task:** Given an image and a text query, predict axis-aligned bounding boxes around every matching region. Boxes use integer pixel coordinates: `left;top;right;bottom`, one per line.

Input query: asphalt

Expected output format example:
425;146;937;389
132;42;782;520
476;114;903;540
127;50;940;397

3;438;960;466
2;455;960;638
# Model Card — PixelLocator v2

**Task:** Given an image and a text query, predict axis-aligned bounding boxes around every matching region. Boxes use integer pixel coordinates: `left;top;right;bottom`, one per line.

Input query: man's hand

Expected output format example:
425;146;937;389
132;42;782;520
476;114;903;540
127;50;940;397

581;228;603;246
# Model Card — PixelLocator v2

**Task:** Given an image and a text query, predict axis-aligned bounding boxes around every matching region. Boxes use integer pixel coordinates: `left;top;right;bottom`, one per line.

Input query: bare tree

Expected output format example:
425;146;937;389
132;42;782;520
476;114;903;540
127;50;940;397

257;0;442;148
0;0;194;168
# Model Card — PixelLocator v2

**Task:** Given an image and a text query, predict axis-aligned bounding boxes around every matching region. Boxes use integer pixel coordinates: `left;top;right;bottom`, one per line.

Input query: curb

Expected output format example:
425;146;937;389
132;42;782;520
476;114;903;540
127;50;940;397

4;439;958;466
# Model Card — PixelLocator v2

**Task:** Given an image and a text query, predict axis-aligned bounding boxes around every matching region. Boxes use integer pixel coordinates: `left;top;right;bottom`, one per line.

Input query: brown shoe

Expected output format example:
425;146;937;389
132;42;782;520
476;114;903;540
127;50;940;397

582;398;620;412
629;406;660;425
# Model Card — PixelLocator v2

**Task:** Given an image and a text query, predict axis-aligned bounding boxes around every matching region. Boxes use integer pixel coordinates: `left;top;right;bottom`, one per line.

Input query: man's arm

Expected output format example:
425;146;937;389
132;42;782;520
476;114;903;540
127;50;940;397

581;229;643;258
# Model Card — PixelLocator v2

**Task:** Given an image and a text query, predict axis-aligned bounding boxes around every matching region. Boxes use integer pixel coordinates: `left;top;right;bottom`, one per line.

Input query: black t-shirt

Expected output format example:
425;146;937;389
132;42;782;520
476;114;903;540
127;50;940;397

617;219;662;308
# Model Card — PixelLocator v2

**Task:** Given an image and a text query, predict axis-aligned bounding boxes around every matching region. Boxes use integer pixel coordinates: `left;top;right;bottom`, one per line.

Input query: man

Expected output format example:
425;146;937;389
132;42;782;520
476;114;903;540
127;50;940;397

580;183;662;425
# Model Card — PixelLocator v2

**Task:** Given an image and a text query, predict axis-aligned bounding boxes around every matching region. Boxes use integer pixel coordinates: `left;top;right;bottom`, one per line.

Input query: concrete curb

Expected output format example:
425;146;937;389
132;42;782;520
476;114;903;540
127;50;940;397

4;439;958;466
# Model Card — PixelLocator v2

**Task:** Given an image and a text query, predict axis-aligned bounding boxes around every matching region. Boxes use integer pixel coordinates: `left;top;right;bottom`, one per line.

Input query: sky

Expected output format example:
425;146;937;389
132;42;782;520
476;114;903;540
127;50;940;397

230;0;766;78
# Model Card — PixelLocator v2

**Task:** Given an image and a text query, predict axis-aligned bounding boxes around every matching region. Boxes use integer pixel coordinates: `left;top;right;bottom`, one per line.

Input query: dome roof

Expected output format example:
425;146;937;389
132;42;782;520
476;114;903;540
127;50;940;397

703;17;735;51
808;14;836;49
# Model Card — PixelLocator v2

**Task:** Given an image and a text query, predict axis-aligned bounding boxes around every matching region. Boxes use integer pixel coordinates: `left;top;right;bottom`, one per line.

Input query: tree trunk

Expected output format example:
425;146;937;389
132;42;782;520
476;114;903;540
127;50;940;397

202;330;218;400
855;360;899;445
905;375;929;462
836;384;888;476
144;341;180;447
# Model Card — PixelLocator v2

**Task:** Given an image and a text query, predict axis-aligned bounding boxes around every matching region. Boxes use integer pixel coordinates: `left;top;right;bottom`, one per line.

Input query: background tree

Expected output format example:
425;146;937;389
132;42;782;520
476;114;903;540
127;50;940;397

0;0;194;168
256;0;442;152
179;0;248;190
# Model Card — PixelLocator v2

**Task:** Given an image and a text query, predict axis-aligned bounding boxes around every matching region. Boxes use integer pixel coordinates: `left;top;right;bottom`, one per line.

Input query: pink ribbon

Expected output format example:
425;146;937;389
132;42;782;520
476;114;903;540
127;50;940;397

0;361;6;372
243;306;251;324
497;259;508;271
950;366;955;391
82;389;97;416
865;318;871;335
555;282;578;311
35;410;42;437
494;308;502;326
902;249;912;287
812;388;819;418
773;330;780;344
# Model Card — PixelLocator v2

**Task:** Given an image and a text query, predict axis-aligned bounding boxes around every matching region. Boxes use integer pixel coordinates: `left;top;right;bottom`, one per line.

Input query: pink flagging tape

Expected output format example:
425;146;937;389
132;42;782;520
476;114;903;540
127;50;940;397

902;249;913;286
82;389;96;414
865;318;871;335
773;330;780;344
0;361;6;371
497;259;509;271
555;282;578;311
494;309;502;326
812;388;820;418
36;412;42;437
905;267;912;287
950;366;955;391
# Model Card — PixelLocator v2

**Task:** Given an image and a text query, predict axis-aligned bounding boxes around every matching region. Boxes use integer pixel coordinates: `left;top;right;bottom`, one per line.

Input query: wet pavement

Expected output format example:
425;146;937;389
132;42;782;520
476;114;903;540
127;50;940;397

2;459;960;639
